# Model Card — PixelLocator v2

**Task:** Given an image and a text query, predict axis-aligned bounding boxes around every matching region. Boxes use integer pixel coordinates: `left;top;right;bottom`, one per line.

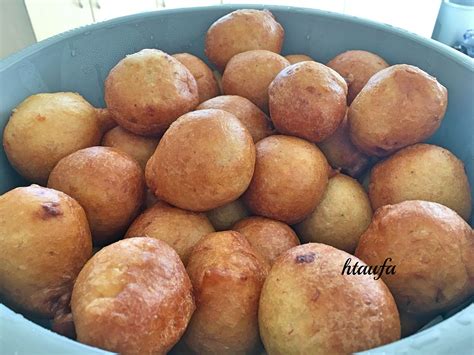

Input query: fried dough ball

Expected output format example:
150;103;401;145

259;243;400;355
205;9;284;70
104;49;198;136
243;135;329;224
233;216;300;265
173;53;220;103
71;237;195;355
197;95;273;142
145;189;159;208
182;231;268;354
2;92;102;184
222;50;290;111
95;108;117;132
125;201;214;264
146;109;255;212
48;147;145;246
295;174;372;254
206;198;250;231
349;64;448;156
369;143;472;220
0;185;92;318
355;200;474;315
101;126;159;170
285;54;315;64
327;50;389;104
269;61;347;142
318;112;370;177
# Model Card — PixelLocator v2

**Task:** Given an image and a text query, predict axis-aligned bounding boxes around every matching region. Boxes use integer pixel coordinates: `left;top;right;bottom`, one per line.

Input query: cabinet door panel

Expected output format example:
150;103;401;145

25;0;93;41
91;0;159;22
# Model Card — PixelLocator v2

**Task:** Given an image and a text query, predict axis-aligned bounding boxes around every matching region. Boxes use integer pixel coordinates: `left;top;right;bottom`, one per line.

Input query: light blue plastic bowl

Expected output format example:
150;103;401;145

0;4;473;355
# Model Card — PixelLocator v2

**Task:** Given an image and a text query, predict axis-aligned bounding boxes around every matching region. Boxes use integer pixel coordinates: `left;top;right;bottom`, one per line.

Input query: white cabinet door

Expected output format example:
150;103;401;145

25;0;94;41
344;0;440;37
90;0;160;22
222;0;345;13
164;0;222;8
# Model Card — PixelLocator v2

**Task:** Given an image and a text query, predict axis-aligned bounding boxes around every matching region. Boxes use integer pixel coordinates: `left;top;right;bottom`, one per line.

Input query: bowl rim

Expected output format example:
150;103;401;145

0;4;473;355
1;4;473;71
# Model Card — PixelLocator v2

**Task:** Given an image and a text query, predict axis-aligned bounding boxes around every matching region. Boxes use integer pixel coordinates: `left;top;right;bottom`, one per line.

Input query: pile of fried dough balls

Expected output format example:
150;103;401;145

1;8;473;355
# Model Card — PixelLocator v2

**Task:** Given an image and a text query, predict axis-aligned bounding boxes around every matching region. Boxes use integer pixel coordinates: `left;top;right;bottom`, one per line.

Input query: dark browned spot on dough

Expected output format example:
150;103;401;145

36;115;46;122
41;202;63;218
295;252;316;264
305;86;316;93
312;289;320;302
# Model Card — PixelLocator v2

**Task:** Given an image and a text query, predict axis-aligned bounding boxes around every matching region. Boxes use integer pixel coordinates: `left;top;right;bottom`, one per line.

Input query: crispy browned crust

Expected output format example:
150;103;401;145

3;92;102;184
145;109;255;212
369;143;472;220
327;50;389;104
206;198;250;231
101;126;159;171
269;61;348;142
125;201;214;264
355;200;474;315
243;135;329;224
348;64;448;156
285;54;315;65
173;53;220;104
295;173;372;254
233;216;300;265
0;185;92;318
183;231;268;354
259;243;400;355
205;9;284;70
48;146;145;246
318;112;370;177
104;49;198;136
197;95;273;142
222;50;290;111
71;237;195;355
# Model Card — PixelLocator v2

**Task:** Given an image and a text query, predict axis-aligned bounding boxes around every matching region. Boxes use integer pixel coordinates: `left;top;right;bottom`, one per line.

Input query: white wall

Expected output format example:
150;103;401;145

0;0;37;59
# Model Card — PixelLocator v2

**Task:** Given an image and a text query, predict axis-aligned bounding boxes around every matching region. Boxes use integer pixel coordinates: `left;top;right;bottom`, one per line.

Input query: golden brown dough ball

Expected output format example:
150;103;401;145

182;231;268;354
145;188;159;208
95;108;117;132
105;49;198;136
48;146;145;246
269;61;347;142
0;185;92;318
233;216;300;265
355;200;474;315
146;109;255;212
205;9;284;70
206;198;250;231
369;143;472;220
125;201;214;264
327;50;389;104
295;173;372;254
285;54;315;64
349;64;448;156
259;243;400;355
243;135;329;224
71;237;194;355
172;53;220;103
222;50;290;111
2;92;102;184
197;95;273;142
101;126;159;171
318;113;370;177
